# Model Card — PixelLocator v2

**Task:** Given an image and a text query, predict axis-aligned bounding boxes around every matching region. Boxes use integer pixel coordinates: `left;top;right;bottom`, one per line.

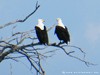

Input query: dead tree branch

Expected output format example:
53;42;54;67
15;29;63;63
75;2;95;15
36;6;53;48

0;26;96;75
0;1;40;29
49;44;96;66
0;1;96;75
17;50;45;75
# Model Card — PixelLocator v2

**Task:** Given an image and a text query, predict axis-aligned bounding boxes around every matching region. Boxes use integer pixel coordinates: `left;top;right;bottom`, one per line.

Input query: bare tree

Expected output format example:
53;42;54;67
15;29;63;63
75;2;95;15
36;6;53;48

0;1;96;75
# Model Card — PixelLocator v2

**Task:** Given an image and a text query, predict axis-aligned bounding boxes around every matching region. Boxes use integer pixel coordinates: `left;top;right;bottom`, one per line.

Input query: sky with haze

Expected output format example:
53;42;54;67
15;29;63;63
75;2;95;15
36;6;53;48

0;0;100;75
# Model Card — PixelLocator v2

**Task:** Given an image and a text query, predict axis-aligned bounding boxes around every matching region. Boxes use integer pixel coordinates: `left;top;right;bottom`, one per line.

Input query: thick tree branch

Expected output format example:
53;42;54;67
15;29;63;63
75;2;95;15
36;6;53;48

0;3;96;74
0;49;13;62
0;35;96;66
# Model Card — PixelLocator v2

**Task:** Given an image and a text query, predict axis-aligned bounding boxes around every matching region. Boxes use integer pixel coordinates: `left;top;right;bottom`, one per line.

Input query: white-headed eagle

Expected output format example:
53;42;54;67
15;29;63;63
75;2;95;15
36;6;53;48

55;18;70;44
35;19;49;45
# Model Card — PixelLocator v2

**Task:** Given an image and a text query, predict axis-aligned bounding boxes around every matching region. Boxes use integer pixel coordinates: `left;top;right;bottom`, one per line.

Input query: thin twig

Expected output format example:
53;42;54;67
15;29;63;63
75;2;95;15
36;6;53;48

49;44;96;66
10;63;12;75
17;50;44;75
62;45;86;59
0;1;40;29
47;24;56;32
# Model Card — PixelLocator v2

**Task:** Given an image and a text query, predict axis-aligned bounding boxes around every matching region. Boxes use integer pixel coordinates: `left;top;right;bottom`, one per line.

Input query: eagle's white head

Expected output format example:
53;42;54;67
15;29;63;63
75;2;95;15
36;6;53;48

36;19;45;30
38;19;45;23
56;18;65;28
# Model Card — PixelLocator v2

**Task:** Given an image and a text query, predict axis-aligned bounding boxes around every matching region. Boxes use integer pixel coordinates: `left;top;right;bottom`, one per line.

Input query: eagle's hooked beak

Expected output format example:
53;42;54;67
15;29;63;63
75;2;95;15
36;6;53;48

42;19;45;22
56;18;61;21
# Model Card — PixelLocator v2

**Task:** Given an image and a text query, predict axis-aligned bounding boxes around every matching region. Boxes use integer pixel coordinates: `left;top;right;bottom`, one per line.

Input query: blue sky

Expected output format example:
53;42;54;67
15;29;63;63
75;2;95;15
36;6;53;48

0;0;100;75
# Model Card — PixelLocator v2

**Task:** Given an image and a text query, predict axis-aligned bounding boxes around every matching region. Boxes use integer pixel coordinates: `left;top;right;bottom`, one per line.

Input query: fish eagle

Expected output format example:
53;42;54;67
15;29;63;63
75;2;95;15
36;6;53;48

35;19;49;45
55;18;70;44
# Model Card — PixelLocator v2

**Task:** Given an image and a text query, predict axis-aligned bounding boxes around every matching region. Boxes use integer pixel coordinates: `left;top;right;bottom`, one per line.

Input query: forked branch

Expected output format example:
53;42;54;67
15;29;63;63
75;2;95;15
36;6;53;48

49;43;96;67
0;1;40;29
